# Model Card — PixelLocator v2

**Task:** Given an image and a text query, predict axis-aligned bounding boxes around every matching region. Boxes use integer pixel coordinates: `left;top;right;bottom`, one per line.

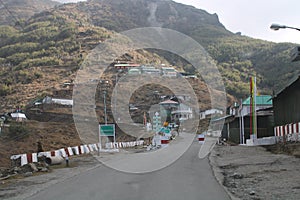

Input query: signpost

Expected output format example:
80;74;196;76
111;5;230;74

99;124;116;153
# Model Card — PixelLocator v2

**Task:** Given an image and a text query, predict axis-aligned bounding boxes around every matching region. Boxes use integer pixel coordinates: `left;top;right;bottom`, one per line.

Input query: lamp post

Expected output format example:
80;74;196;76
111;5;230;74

270;23;300;62
270;23;300;31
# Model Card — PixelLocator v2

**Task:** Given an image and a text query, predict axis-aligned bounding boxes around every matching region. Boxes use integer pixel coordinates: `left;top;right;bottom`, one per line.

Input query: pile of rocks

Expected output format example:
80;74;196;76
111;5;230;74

0;162;49;180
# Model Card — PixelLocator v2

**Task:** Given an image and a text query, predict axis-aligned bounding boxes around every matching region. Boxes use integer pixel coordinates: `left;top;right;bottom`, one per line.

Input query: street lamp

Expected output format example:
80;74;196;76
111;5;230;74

270;23;300;31
270;23;300;62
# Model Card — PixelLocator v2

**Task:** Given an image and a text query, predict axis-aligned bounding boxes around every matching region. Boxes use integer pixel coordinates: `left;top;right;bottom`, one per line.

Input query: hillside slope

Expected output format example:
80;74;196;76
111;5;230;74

73;0;299;96
0;0;299;108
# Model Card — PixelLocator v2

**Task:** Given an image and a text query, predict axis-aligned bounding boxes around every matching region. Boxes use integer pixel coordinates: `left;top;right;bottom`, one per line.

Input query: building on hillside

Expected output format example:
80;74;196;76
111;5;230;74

51;98;73;106
10;112;27;122
140;65;161;76
161;67;177;77
176;94;191;102
171;103;193;122
159;94;191;103
128;68;141;75
38;96;73;107
159;99;179;122
114;63;140;69
200;108;224;119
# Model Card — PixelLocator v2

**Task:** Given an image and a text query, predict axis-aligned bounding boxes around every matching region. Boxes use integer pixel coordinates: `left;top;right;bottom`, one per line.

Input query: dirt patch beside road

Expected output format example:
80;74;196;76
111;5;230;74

264;143;300;158
0;155;100;200
209;144;300;200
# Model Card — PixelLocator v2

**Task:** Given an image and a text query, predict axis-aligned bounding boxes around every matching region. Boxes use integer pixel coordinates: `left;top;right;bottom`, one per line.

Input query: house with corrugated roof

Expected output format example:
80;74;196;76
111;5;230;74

273;75;300;140
240;95;273;116
273;75;300;126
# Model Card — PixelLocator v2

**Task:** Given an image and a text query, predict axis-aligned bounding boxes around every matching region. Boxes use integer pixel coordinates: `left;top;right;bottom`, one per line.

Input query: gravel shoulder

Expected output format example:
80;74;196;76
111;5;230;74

209;144;300;200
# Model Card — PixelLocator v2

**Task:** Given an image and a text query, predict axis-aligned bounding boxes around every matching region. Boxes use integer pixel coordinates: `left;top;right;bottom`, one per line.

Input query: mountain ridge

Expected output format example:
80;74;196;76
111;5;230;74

0;0;299;110
0;0;60;26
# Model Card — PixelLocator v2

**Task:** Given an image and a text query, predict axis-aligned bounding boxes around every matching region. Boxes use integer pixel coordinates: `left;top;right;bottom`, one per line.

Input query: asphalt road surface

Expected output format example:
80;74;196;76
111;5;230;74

27;140;230;200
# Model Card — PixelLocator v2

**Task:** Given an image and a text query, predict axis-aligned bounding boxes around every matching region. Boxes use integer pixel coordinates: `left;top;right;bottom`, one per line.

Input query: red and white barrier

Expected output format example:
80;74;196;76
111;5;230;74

12;153;39;166
21;154;27;166
105;140;144;149
274;122;300;142
160;136;169;148
72;146;80;155
38;151;51;158
65;147;74;156
10;143;102;166
10;140;147;167
10;140;146;167
198;134;205;144
151;135;170;148
79;145;85;154
59;148;67;157
88;144;98;152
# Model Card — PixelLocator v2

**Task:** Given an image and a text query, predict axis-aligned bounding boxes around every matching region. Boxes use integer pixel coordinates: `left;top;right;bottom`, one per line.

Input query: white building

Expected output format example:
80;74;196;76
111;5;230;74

161;67;177;77
171;104;193;121
10;113;27;122
200;108;223;119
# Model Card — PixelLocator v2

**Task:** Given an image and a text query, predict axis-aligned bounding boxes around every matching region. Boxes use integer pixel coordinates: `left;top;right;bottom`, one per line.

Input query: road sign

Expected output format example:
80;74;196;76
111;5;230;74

99;124;116;150
100;124;115;136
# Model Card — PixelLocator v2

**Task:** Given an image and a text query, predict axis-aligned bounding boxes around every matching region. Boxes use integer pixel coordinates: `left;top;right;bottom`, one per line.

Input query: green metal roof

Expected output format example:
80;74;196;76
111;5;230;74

242;95;272;105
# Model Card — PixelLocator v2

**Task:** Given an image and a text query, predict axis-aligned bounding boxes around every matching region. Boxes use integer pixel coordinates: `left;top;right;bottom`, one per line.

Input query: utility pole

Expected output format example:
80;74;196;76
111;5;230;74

98;80;109;156
104;89;107;124
114;74;118;122
101;80;109;124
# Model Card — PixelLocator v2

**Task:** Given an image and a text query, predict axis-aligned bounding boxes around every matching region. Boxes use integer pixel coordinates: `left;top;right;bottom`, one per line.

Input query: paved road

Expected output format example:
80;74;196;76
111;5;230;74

27;141;230;200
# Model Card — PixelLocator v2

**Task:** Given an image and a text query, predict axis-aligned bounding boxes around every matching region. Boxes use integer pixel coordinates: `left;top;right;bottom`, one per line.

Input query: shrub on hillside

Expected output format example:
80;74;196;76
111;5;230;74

2;124;30;140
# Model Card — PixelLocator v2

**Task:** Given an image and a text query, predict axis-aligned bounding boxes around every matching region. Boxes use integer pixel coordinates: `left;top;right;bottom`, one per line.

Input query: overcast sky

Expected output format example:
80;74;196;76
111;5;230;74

174;0;300;44
57;0;300;44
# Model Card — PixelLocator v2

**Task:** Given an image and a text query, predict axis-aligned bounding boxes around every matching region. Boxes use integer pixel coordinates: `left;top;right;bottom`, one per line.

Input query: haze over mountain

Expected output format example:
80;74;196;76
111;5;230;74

0;0;60;26
0;0;299;110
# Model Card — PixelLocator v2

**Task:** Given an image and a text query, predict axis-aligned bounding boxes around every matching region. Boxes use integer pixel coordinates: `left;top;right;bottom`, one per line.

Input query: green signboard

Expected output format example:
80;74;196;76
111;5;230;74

99;124;115;136
99;124;116;150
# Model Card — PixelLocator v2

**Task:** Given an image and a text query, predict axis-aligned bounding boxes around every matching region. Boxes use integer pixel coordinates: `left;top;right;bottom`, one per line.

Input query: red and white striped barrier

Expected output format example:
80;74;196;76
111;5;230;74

274;122;300;142
105;140;144;149
198;134;205;144
65;147;74;157
151;135;169;148
160;136;170;148
19;153;38;166
10;140;147;166
10;143;101;166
